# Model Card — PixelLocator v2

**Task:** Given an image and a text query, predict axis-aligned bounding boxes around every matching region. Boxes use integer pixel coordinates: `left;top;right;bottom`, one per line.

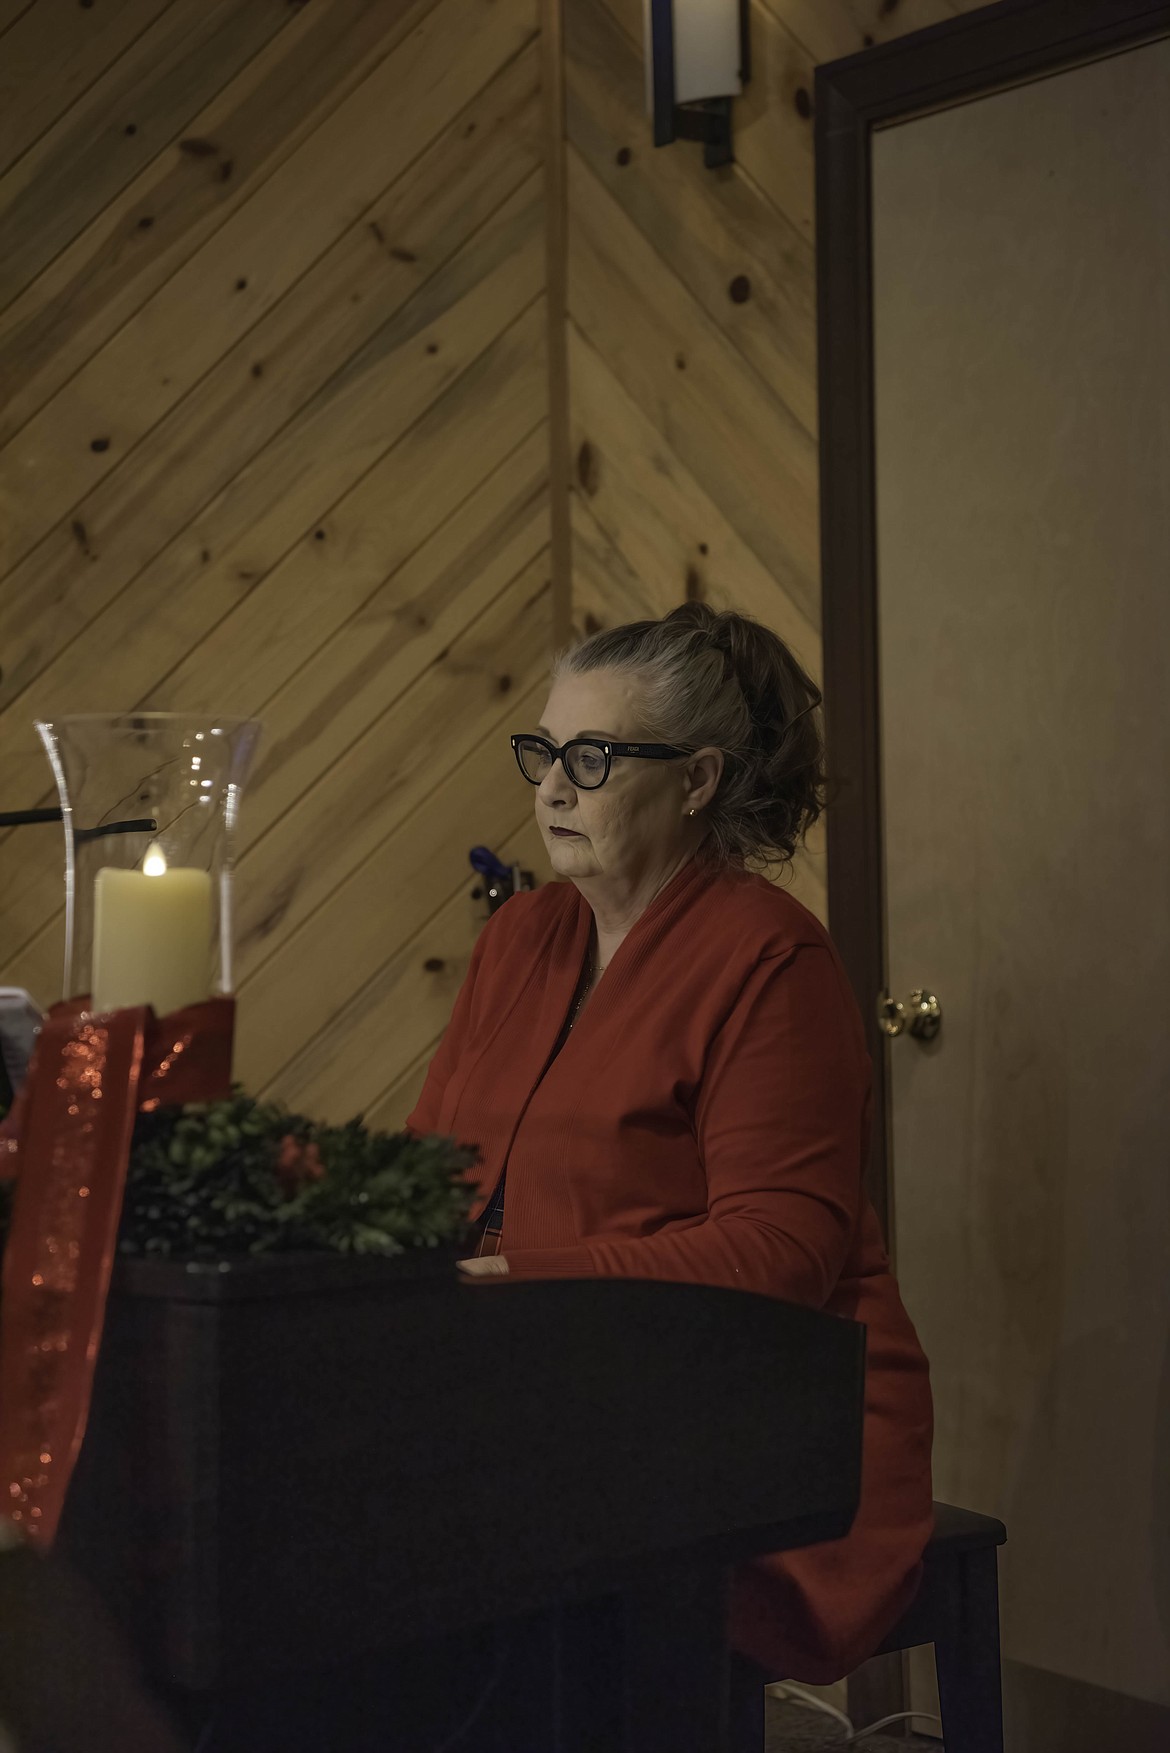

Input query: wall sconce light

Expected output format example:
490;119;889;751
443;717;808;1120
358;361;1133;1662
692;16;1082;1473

645;0;751;169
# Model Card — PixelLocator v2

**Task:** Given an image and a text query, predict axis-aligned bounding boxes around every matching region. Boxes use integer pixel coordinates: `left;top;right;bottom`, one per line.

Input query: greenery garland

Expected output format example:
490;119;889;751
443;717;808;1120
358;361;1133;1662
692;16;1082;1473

0;1091;480;1263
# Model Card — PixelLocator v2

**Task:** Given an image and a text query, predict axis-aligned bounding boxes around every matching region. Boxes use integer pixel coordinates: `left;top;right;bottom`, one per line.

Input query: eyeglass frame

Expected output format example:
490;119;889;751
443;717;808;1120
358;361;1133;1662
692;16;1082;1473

510;733;695;790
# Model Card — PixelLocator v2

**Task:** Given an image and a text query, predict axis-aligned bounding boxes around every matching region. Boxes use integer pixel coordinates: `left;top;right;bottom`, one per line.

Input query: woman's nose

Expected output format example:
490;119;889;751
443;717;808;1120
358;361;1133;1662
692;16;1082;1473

538;762;575;799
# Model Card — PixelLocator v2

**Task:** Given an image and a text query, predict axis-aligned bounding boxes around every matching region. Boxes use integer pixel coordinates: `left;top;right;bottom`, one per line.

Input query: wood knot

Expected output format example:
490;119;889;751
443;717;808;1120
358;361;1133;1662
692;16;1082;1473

423;957;445;973
729;274;751;304
576;440;600;496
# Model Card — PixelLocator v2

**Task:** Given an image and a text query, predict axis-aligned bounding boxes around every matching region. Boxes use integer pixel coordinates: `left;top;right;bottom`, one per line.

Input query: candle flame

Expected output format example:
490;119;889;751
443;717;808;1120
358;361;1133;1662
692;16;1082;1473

142;844;168;877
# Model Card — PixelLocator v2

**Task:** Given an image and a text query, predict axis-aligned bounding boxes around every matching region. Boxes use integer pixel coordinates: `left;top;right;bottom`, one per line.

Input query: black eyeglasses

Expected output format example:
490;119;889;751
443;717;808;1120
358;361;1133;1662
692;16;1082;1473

510;734;692;791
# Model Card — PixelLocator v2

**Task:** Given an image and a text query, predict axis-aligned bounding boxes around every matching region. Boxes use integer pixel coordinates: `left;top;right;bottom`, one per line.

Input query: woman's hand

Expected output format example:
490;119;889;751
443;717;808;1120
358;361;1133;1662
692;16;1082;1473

456;1255;510;1277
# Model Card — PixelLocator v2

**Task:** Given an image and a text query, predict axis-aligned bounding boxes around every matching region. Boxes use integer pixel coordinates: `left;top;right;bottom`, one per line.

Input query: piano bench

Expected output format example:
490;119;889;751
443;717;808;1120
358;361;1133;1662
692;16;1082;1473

730;1500;1007;1752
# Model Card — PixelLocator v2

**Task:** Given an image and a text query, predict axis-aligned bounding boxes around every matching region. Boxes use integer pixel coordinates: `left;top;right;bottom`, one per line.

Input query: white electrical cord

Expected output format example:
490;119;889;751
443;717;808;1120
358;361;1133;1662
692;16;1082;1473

847;1708;944;1742
766;1680;944;1745
766;1681;854;1733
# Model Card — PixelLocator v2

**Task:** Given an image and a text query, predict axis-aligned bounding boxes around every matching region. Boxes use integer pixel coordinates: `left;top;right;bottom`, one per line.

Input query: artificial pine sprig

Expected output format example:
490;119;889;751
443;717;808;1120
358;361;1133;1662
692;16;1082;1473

119;1090;480;1260
0;1090;480;1263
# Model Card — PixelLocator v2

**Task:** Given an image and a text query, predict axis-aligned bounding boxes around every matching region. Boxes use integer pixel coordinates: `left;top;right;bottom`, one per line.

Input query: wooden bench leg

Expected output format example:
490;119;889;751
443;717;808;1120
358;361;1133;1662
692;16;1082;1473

727;1652;767;1753
847;1652;906;1735
933;1545;1005;1753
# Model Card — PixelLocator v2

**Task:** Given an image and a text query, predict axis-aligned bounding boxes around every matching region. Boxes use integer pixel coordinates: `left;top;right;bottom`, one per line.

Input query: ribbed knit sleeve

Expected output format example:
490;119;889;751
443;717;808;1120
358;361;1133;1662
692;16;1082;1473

504;944;873;1303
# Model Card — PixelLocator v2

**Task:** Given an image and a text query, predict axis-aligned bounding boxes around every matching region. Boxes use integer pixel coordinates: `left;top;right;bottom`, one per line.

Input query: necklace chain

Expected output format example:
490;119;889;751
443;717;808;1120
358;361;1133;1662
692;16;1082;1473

568;950;607;1029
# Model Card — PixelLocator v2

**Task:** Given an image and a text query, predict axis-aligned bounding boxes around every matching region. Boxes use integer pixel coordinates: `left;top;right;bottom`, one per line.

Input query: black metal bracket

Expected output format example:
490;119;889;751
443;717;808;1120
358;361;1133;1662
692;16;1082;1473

672;97;735;169
650;0;752;170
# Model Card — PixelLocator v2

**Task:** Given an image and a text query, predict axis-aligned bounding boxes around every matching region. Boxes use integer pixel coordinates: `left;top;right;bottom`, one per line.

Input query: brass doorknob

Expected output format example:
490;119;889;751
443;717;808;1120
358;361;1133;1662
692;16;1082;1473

876;989;942;1041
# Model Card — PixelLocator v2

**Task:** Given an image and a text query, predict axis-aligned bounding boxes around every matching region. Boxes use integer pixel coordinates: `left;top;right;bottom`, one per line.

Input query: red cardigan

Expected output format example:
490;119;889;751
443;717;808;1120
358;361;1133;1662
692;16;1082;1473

405;853;934;1682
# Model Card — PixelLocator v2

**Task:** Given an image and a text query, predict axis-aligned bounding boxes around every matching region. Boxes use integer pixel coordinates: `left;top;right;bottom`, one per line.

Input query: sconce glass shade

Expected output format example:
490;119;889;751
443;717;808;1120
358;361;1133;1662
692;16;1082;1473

644;0;744;111
34;713;261;1014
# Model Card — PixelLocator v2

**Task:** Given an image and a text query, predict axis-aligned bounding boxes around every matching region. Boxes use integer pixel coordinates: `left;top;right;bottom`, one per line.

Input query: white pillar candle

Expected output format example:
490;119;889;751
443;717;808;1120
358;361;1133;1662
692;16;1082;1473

92;845;213;1016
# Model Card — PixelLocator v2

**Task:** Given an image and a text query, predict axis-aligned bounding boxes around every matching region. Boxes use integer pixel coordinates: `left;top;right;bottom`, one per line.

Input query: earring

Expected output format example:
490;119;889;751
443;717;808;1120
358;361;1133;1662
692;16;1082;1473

688;808;696;817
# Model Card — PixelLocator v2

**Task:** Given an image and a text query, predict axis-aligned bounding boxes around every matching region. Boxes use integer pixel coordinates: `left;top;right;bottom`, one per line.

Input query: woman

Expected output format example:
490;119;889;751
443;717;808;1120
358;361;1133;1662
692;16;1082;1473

405;600;933;1685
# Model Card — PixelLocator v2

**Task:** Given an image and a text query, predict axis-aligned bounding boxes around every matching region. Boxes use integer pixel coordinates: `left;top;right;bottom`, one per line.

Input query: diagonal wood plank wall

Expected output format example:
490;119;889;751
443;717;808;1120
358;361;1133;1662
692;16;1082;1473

0;0;988;1131
560;0;986;932
0;0;551;1127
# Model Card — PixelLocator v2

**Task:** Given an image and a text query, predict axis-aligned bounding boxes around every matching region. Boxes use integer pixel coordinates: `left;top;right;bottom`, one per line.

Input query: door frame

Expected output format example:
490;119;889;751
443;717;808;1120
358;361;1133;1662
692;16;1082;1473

815;0;1170;1239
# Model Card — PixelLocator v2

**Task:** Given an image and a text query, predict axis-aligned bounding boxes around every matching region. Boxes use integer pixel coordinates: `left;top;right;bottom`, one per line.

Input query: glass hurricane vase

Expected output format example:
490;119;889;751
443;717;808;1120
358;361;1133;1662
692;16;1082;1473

34;713;261;1015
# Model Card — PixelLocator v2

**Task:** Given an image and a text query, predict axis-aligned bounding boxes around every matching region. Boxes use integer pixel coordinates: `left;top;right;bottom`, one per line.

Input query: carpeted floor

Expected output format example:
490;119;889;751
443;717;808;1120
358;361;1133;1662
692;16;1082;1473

765;1692;940;1751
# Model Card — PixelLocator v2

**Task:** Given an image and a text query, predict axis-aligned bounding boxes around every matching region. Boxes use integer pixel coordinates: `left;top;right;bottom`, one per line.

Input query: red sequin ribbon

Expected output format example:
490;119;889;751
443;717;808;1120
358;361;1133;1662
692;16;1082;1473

0;996;234;1545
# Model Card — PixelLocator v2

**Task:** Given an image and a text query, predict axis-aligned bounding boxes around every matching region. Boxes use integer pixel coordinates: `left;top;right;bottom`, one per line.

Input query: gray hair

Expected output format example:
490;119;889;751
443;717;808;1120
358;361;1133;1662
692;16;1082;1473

550;601;826;876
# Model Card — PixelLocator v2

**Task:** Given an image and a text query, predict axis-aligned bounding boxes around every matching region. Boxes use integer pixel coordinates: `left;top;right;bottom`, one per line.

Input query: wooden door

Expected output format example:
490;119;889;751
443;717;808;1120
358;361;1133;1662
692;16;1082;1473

819;5;1170;1745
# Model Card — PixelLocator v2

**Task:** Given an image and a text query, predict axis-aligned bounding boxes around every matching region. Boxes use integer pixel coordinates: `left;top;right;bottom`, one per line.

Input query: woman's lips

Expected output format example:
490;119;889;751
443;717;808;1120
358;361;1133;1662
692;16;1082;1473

550;827;581;836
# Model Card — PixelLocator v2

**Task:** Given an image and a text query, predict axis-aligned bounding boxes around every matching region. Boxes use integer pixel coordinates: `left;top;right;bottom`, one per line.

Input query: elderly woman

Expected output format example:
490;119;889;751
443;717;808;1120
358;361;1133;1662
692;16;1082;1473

405;600;933;1688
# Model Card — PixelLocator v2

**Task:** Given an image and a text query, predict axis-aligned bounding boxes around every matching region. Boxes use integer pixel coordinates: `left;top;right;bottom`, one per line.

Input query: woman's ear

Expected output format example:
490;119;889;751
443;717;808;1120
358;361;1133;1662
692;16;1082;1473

685;747;723;811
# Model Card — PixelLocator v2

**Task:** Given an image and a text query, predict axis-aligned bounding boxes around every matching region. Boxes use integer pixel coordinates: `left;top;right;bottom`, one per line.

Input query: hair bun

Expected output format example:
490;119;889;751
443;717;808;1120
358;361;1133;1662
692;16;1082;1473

703;615;780;738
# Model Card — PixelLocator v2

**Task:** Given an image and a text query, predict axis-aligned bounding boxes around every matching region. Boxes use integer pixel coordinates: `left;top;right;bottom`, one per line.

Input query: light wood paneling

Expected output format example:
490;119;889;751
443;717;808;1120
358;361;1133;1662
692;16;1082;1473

0;0;295;307
261;681;552;1120
360;807;552;1133
567;0;816;435
0;172;544;960
230;536;552;1020
561;0;984;923
0;0;535;572
569;149;818;616
0;44;542;730
241;648;549;1102
541;0;572;646
773;0;972;65
0;5;40;44
0;0;547;1118
0;0;987;1120
0;0;435;443
0;0;173;179
569;324;819;662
